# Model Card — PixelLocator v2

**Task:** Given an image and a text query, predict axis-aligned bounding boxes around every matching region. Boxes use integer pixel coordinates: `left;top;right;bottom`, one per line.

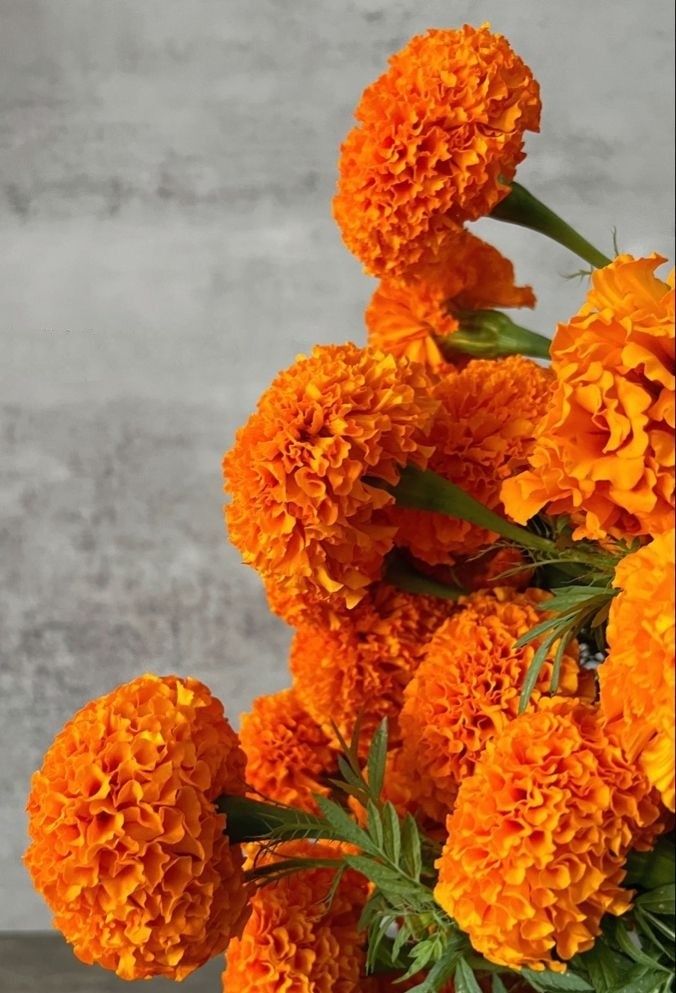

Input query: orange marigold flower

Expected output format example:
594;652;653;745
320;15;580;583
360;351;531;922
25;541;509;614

502;254;675;541
290;585;455;755
223;344;438;611
366;232;535;368
434;697;663;972
222;841;369;992
240;688;338;813
24;675;249;981
600;531;676;811
333;24;541;278
399;589;589;822
389;357;552;565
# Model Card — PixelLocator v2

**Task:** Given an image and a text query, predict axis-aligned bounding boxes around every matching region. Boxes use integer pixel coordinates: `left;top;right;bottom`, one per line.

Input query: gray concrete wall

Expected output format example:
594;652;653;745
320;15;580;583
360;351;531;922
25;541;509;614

1;0;673;930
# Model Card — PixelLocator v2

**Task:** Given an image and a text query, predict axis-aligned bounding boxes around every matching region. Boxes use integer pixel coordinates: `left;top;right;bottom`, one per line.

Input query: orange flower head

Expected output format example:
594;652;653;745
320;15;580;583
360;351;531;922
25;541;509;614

222;841;369;992
224;344;438;612
434;696;664;971
366;231;535;369
400;589;589;822
24;675;249;981
502;255;675;540
240;688;338;814
333;24;541;278
600;530;675;811
389;357;553;565
290;584;456;755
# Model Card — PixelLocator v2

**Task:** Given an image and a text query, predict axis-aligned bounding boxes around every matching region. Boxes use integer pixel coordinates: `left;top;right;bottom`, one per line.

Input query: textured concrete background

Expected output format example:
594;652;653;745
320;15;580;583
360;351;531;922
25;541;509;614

1;0;674;934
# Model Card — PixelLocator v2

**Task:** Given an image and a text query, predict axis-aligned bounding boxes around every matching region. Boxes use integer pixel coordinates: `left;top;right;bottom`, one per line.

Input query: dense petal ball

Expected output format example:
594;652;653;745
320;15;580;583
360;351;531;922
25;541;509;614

435;697;663;971
333;24;541;277
224;344;438;611
502;255;675;540
600;531;675;811
240;689;338;813
290;585;456;755
222;841;369;992
24;675;249;981
389;357;552;565
366;232;535;368
399;589;588;821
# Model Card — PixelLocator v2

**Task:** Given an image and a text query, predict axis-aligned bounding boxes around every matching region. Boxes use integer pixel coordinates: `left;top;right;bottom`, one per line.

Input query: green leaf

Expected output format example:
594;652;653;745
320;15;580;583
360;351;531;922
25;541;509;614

519;630;559;712
405;939;463;992
367;719;389;802
625;837;676;889
314;796;378;855
521;967;594;991
367;801;384;850
610;965;675;993
603;918;671;972
382;802;402;866
636;885;675;916
400;813;423;880
491;977;509;993
454;957;484;993
343;854;429;902
550;627;575;694
582;942;631;992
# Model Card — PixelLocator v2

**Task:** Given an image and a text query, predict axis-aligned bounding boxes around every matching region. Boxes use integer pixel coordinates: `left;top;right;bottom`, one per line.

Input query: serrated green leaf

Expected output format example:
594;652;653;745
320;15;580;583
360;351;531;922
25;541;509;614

626;837;676;889
367;718;388;802
382;801;402;865
404;939;462;992
604;918;671;972
582;941;631;992
550;627;575;693
454;957;483;993
314;795;378;855
611;965;674;993
521;967;594;991
367;800;384;850
344;854;429;903
401;813;423;880
636;885;675;916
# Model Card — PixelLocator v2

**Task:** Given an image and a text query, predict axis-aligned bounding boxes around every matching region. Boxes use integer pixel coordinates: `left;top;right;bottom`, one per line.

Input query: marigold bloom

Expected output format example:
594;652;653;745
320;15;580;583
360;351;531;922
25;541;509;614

366;232;535;368
290;585;455;754
502;255;675;540
24;675;248;981
222;841;369;992
435;697;663;971
333;24;541;277
600;531;675;811
389;357;552;565
240;689;338;813
224;344;438;611
399;589;588;822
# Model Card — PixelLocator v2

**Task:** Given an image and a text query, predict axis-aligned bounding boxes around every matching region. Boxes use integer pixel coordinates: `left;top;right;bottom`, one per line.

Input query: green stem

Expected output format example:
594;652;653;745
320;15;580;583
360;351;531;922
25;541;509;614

440;310;551;361
392;466;555;555
384;552;465;600
217;794;338;844
490;182;612;269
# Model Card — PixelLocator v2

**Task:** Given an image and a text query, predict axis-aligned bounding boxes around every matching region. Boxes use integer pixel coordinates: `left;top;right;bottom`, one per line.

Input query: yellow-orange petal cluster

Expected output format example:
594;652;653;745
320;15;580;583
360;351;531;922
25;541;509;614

333;24;541;278
435;696;663;972
600;530;676;811
222;841;369;992
400;589;588;822
502;254;675;541
24;675;249;981
224;344;438;612
389;357;553;565
240;689;338;813
290;584;456;754
366;232;535;369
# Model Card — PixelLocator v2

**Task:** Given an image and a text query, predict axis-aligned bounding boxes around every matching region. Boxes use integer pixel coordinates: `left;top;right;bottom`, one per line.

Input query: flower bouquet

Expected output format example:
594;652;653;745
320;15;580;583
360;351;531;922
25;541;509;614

25;23;674;993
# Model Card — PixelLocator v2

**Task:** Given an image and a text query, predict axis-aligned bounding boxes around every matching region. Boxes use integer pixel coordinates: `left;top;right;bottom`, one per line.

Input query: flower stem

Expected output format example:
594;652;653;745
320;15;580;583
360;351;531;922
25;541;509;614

392;466;555;555
490;182;612;269
440;310;551;361
385;552;465;600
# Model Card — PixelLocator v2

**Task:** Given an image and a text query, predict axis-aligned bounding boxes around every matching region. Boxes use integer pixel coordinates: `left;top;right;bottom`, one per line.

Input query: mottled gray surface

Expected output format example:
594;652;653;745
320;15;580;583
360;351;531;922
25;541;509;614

0;0;674;943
